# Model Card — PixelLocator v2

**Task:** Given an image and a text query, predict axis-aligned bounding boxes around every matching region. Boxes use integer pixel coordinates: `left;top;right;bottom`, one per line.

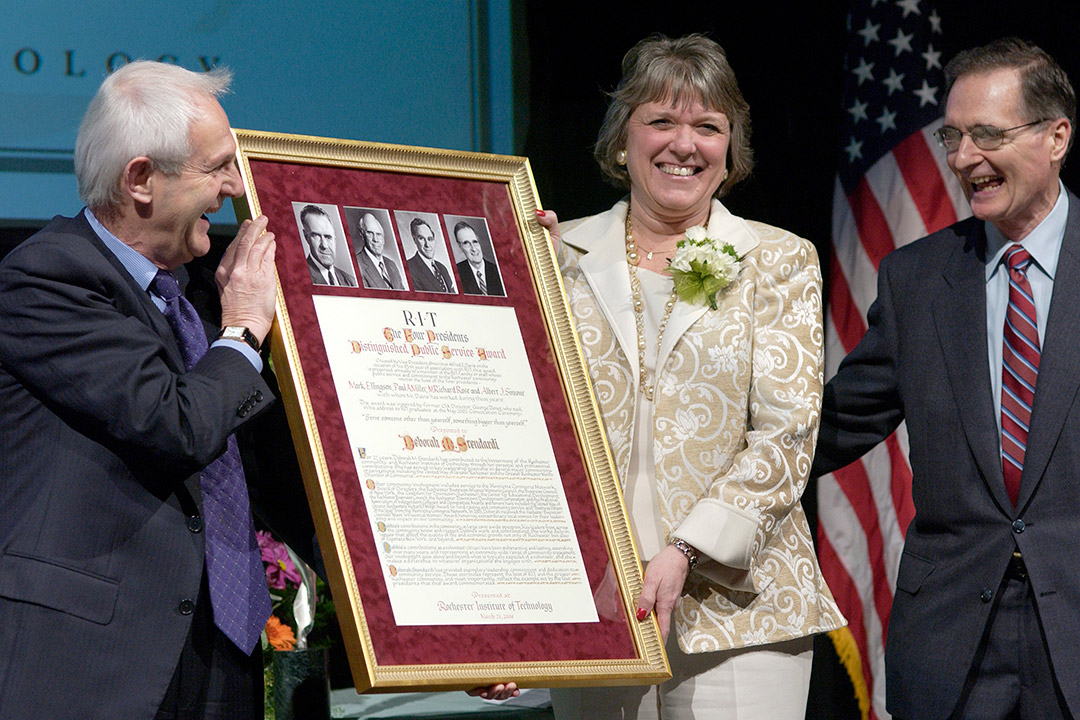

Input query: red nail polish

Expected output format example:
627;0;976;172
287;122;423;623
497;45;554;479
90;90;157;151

636;607;648;621
535;209;545;216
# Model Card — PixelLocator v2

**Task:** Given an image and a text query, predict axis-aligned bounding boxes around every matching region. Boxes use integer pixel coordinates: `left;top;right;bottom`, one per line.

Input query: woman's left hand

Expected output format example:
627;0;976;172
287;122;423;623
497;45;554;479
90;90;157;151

466;682;520;701
635;544;691;641
535;209;561;254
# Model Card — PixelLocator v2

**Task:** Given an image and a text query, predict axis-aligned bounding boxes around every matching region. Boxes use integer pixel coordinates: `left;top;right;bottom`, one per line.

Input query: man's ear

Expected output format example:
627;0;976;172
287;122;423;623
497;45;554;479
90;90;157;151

1049;118;1072;164
122;156;156;205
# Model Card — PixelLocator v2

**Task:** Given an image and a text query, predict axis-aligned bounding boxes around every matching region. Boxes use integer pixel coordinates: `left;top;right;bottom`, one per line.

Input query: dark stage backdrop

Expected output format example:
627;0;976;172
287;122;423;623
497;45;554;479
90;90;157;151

522;2;1080;718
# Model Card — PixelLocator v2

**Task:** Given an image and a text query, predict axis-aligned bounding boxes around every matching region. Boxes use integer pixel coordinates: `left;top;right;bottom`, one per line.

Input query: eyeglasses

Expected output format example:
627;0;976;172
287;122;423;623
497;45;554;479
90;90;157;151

933;119;1049;152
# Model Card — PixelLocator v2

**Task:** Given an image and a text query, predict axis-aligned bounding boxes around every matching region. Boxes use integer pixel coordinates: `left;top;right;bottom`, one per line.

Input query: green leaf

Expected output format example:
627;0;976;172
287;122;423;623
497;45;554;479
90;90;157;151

671;268;706;306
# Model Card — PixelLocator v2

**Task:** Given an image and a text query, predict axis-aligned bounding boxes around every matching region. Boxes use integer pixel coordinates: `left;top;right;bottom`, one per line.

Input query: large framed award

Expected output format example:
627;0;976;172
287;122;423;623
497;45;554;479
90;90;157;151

232;130;669;692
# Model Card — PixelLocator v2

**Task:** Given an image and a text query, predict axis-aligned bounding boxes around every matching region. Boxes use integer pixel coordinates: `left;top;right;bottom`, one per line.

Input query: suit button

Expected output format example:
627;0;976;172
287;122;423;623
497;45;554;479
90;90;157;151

186;516;203;533
238;407;248;418
980;589;993;603
255;390;263;401
178;599;195;615
1012;519;1025;533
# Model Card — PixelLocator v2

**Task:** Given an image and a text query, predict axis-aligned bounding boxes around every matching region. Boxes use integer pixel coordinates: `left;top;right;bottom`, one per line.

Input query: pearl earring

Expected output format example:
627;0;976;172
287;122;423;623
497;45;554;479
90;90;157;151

617;149;627;165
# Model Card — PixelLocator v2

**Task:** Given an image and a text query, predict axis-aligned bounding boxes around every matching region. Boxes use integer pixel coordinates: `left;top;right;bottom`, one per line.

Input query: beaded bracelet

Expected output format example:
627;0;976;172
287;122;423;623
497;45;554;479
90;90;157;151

669;538;699;573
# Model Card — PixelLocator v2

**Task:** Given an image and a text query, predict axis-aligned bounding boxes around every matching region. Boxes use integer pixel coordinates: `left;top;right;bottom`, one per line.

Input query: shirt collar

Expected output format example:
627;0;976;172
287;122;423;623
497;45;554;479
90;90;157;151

84;207;160;291
985;179;1068;283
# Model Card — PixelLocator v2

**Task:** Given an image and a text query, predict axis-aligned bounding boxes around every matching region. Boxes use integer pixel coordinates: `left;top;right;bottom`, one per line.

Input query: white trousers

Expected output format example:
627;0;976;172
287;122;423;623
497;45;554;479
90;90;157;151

551;634;814;720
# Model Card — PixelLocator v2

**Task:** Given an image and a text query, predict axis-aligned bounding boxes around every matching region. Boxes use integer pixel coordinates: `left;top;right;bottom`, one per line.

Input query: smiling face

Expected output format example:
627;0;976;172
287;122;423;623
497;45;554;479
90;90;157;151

360;213;386;256
413;221;436;259
624;97;730;229
944;67;1071;240
150;94;242;268
303;211;337;269
455;225;483;265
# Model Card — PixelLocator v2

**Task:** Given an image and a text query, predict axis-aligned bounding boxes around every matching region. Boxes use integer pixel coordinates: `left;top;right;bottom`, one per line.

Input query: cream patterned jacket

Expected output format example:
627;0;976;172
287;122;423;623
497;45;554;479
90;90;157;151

561;198;845;653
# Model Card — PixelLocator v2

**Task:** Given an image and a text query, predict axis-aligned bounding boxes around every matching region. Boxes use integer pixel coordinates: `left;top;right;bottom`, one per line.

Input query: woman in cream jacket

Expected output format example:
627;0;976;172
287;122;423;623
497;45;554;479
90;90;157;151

540;34;843;719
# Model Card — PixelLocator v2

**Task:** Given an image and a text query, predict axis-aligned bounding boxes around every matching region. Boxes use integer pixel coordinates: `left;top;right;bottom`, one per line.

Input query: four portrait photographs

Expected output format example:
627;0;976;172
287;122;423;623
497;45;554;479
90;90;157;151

293;203;506;297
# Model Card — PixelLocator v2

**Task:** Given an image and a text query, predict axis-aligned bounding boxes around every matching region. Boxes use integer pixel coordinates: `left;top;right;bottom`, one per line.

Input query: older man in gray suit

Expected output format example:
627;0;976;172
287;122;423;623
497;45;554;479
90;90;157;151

355;212;404;290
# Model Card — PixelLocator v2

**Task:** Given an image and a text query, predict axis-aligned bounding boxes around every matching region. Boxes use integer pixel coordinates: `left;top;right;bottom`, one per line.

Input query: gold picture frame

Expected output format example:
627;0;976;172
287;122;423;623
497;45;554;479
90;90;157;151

233;129;669;692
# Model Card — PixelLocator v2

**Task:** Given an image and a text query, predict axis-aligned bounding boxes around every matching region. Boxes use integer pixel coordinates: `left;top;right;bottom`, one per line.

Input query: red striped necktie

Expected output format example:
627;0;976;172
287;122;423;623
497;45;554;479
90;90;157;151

1000;244;1040;508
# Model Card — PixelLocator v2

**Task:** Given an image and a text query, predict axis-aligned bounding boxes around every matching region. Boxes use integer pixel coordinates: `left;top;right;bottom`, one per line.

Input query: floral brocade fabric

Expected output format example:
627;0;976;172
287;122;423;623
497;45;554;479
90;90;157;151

560;201;846;654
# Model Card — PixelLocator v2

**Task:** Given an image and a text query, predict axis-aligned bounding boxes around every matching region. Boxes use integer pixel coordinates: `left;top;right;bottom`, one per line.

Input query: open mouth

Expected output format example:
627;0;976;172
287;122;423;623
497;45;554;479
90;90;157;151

658;163;700;177
970;176;1004;193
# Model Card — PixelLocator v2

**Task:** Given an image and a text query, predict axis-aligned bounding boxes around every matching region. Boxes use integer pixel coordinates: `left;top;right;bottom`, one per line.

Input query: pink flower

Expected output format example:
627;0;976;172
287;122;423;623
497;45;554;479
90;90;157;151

257;530;302;589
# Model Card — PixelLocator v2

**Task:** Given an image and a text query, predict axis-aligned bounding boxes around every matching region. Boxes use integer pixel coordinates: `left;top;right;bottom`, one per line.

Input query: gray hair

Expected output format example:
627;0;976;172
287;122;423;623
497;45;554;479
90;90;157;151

944;37;1076;160
75;60;232;212
595;34;753;197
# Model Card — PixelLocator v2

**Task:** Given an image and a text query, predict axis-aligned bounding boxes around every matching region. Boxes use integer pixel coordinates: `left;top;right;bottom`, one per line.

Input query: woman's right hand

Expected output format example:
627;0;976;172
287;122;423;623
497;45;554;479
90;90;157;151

535;209;561;254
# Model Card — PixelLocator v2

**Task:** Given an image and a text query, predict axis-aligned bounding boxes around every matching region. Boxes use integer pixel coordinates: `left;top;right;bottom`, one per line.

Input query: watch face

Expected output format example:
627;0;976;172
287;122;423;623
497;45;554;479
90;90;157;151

219;326;258;351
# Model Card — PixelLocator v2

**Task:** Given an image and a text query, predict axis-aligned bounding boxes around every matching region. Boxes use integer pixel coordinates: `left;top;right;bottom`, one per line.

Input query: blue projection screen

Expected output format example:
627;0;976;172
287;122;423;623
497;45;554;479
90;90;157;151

0;0;513;224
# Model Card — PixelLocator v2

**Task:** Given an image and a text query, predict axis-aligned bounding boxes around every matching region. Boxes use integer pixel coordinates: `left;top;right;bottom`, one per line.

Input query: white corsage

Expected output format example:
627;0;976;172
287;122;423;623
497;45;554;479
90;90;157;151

669;225;740;310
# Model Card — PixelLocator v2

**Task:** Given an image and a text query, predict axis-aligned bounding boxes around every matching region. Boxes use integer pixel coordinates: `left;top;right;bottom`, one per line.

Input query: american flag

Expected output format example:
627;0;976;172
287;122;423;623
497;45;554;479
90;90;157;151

816;2;970;719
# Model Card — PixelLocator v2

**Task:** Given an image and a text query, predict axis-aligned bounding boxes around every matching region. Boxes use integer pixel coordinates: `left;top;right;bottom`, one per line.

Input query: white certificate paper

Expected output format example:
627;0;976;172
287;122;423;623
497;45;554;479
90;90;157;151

312;295;599;626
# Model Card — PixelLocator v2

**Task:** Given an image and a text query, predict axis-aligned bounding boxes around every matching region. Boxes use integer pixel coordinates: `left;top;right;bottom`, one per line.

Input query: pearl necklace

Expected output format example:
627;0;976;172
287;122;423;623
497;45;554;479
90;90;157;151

625;209;677;401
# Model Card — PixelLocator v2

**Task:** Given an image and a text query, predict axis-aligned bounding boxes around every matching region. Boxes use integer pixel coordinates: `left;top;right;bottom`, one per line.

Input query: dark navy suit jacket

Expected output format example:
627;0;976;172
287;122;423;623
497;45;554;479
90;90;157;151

0;214;280;719
814;189;1080;719
455;258;504;296
406;252;454;293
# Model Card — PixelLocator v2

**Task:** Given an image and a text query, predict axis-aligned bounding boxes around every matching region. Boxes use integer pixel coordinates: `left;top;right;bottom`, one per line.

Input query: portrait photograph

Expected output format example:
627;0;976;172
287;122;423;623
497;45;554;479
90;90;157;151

292;201;358;288
443;214;505;297
343;206;409;291
393;210;458;294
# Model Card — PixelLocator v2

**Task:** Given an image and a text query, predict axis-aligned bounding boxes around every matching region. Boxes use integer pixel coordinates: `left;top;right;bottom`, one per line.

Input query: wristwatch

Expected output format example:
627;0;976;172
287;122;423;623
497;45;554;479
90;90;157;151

216;325;261;352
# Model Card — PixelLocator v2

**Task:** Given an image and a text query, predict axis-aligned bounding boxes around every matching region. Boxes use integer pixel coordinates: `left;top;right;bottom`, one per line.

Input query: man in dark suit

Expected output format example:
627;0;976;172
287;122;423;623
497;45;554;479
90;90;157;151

453;220;504;296
0;61;281;719
813;39;1079;720
405;216;454;293
354;211;404;290
301;204;356;287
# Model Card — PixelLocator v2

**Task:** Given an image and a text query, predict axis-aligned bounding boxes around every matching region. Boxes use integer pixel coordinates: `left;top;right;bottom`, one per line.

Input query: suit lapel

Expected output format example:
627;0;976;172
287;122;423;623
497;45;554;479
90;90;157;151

1018;193;1080;508
577;218;639;380
932;220;1012;509
659;199;758;366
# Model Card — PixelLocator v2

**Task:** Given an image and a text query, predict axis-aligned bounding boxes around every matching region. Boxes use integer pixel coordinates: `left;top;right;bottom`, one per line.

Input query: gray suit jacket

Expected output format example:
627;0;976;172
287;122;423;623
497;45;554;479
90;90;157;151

356;249;404;290
814;188;1080;719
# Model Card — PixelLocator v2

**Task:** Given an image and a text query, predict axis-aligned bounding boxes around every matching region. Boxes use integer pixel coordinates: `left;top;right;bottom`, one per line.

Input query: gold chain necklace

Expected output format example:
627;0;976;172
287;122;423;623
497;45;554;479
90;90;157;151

625;208;677;401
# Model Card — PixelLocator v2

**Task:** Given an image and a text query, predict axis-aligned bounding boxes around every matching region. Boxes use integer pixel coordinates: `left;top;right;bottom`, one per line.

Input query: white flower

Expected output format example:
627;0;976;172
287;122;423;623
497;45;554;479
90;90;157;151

684;225;708;242
706;252;738;280
670;226;741;309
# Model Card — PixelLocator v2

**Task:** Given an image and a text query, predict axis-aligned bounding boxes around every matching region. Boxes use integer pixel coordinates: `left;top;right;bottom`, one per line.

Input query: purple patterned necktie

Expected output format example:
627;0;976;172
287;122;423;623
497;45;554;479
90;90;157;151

151;269;271;654
1000;245;1040;508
